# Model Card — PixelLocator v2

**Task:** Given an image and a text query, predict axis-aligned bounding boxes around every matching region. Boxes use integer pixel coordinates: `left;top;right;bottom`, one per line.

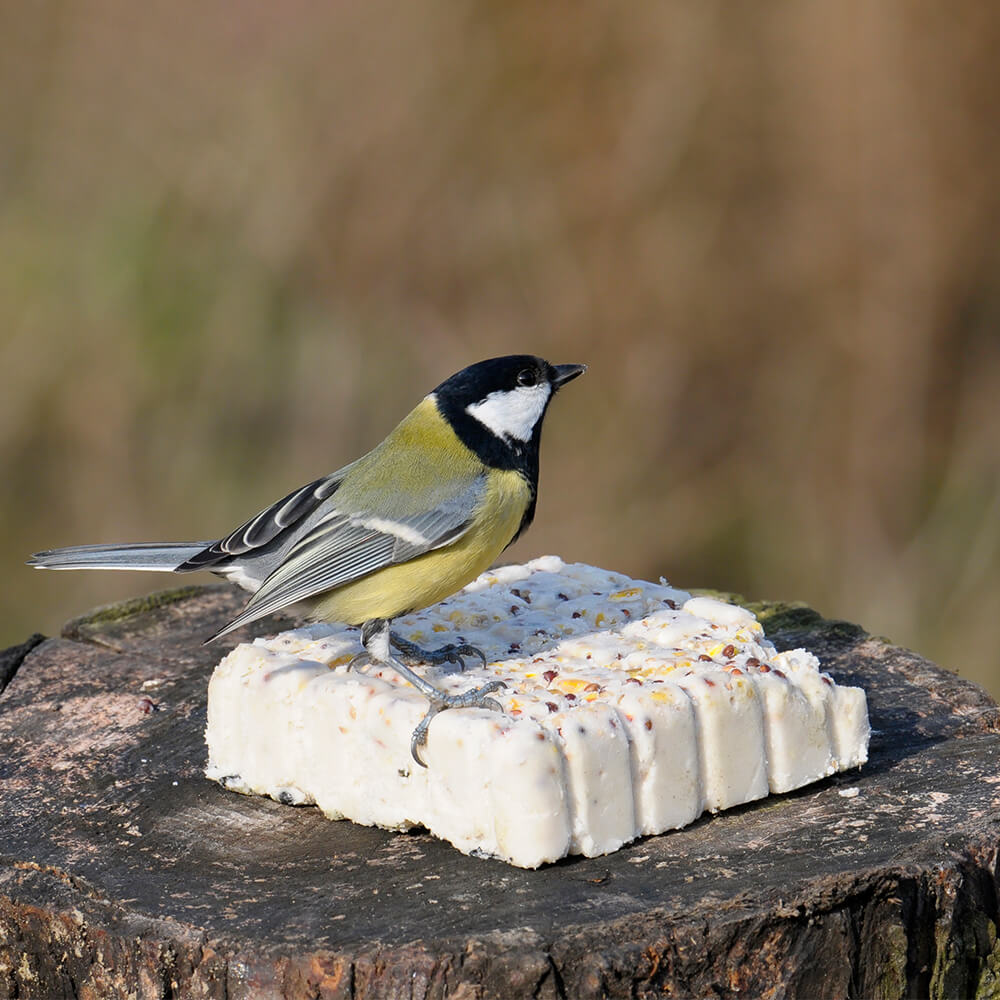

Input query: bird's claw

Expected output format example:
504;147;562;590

345;651;371;673
432;642;488;670
390;632;488;672
409;680;508;767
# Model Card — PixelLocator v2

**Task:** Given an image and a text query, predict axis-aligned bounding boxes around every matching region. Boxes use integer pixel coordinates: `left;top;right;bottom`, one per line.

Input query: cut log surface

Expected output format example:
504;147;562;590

1;584;999;1000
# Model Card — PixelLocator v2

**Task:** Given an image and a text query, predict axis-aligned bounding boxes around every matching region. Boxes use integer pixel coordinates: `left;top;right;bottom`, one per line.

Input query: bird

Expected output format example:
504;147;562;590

29;354;587;764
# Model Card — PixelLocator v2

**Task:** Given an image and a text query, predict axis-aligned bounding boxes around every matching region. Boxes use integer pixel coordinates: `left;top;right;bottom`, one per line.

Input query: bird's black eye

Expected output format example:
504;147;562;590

516;369;538;387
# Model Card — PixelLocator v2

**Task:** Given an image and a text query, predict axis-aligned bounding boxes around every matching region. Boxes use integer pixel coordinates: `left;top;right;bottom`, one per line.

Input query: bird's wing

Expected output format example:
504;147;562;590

177;463;359;571
209;474;487;639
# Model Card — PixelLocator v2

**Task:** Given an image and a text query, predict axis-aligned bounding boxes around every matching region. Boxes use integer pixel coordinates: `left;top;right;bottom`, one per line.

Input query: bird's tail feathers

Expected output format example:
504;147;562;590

27;542;213;573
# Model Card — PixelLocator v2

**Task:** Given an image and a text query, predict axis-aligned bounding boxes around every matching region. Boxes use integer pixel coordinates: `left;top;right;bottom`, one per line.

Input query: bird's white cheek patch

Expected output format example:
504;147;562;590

465;384;551;442
205;557;870;868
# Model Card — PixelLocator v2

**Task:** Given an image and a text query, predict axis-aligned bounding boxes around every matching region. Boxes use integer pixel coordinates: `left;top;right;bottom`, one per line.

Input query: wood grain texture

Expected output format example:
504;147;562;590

2;586;999;999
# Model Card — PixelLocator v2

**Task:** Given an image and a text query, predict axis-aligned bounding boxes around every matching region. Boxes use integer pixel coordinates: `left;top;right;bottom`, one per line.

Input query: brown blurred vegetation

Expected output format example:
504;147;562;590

3;2;1000;693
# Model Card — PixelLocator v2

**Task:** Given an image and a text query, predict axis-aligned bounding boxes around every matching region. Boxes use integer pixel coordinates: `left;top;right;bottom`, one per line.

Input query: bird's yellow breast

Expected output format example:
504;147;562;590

308;467;532;626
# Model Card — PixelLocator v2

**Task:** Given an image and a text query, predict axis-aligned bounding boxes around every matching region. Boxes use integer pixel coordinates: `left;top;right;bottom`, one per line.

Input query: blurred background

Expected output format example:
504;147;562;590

2;2;999;693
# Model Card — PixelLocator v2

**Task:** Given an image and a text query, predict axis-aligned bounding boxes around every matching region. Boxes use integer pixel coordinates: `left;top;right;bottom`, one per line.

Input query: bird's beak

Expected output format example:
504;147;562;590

551;363;587;388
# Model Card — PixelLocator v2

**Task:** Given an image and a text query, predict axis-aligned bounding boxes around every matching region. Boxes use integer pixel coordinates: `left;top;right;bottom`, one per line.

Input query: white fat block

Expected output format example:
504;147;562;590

487;720;571;868
674;670;769;812
206;558;870;867
751;669;835;793
614;684;701;834
545;703;637;857
304;676;429;829
773;649;870;770
205;650;328;803
828;685;871;769
423;709;507;857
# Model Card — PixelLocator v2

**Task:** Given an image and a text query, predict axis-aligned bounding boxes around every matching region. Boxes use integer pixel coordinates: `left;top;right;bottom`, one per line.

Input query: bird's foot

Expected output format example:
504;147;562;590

409;680;507;767
355;619;505;767
390;632;487;671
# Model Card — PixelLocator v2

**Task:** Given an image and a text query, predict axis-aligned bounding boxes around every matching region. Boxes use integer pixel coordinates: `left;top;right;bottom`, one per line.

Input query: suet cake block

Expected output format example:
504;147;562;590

205;557;869;867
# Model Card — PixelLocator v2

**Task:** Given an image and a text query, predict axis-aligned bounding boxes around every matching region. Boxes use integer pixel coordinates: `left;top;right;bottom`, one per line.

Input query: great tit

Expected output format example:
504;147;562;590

29;354;586;763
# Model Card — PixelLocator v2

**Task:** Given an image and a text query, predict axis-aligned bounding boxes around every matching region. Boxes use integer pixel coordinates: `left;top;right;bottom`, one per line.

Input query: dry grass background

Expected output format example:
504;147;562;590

3;2;999;694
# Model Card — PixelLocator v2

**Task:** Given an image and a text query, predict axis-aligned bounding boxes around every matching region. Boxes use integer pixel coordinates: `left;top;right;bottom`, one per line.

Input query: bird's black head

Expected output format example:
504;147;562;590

432;355;586;472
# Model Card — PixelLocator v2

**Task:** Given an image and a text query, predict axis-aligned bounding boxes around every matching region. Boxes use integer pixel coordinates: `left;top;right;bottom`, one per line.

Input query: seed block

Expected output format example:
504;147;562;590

206;557;870;867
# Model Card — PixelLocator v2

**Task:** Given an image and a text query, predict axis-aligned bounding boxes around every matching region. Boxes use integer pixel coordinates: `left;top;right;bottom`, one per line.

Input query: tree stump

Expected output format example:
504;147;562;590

1;584;999;999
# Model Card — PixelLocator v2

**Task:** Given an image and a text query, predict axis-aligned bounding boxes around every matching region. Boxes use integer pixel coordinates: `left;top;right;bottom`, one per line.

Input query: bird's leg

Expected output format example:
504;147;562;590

350;619;505;767
390;631;487;671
